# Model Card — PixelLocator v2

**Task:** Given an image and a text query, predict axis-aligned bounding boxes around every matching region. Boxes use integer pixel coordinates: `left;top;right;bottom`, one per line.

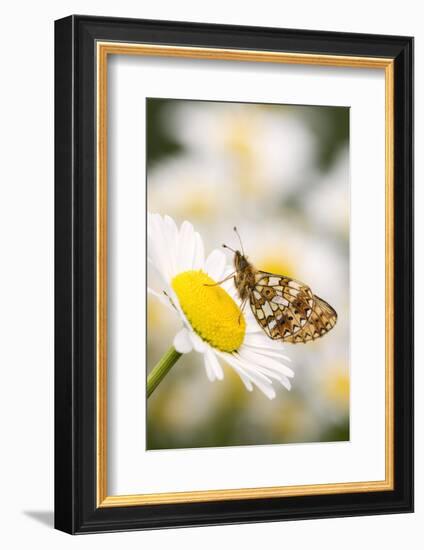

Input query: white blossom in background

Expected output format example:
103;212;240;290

163;101;318;200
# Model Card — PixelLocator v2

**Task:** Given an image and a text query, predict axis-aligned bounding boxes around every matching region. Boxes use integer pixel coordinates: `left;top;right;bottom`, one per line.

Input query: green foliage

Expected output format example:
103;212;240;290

146;98;182;166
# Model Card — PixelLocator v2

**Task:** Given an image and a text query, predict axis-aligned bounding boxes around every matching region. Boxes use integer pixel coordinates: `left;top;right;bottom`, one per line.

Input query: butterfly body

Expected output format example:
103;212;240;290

231;249;337;344
234;250;258;301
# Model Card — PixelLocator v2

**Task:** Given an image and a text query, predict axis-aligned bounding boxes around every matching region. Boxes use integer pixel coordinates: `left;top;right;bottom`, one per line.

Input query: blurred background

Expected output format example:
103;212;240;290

146;98;349;450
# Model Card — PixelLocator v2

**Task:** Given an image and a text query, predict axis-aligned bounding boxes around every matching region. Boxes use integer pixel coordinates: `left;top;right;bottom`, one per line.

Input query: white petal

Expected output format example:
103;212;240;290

242;361;291;387
220;357;253;391
236;370;254;391
205;347;224;380
163;215;179;276
192;231;205;270
147;287;174;312
148;215;172;282
203;355;216;381
259;385;276;400
218;351;276;400
188;330;207;353
173;328;193;354
222;273;240;302
204;249;227;281
170;297;192;328
243;343;292;363
222;286;239;301
237;362;273;385
280;376;292;391
147;258;171;291
164;214;178;238
238;347;294;378
245;322;263;334
244;332;288;352
177;220;196;272
243;373;276;399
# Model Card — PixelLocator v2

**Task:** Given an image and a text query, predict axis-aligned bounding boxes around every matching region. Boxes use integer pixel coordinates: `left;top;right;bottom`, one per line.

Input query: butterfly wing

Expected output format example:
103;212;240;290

283;295;337;343
249;271;337;343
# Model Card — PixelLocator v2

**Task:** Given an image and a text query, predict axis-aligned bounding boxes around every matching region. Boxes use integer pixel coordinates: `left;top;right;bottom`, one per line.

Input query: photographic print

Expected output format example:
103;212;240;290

55;17;413;533
146;98;350;450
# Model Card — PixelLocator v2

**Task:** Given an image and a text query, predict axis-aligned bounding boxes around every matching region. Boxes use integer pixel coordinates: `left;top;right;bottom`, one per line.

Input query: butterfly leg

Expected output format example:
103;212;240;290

204;272;235;287
238;296;248;325
163;290;178;312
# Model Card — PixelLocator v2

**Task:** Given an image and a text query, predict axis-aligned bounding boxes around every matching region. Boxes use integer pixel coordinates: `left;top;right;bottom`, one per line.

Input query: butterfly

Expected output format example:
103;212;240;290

221;228;337;343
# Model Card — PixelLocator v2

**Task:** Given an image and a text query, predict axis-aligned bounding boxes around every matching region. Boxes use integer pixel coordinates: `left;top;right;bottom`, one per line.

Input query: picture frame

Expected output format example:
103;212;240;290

54;15;414;534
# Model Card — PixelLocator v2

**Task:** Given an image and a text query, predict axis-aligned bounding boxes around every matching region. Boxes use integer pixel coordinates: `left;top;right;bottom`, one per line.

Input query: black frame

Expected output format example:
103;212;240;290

55;15;414;534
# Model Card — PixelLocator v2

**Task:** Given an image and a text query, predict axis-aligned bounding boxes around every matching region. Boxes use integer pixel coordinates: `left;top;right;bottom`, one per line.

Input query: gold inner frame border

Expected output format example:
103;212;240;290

96;42;394;508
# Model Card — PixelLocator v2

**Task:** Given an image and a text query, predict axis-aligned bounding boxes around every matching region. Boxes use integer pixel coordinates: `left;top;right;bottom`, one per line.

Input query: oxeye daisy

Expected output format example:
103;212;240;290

147;213;294;399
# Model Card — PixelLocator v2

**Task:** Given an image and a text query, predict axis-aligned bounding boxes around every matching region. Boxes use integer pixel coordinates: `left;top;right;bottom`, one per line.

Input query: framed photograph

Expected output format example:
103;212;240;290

54;15;413;534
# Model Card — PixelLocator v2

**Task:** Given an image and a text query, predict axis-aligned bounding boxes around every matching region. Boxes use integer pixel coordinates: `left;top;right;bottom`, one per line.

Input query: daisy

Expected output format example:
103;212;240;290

147;213;294;400
164;101;317;198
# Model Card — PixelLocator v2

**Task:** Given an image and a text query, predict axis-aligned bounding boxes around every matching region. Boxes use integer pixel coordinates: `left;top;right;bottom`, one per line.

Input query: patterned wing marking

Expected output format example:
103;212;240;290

250;272;316;340
283;295;337;343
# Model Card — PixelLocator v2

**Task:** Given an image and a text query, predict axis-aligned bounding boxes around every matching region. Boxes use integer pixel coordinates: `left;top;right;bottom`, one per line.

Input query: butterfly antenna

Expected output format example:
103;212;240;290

233;226;245;255
222;243;236;253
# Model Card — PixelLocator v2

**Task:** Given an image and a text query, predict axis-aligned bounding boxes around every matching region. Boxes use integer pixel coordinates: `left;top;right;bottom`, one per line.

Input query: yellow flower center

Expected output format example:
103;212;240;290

171;270;246;352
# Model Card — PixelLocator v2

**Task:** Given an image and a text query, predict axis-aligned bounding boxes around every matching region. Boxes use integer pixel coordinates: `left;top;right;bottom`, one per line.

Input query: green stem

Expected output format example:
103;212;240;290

147;346;182;398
